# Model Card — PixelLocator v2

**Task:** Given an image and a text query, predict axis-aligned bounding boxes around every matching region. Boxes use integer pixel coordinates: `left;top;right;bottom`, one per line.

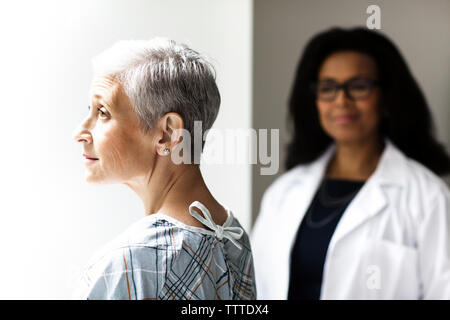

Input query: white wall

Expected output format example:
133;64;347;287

0;0;252;299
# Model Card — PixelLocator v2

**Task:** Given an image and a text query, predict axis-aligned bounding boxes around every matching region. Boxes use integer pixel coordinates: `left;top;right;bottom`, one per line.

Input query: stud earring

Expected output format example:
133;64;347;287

163;148;170;155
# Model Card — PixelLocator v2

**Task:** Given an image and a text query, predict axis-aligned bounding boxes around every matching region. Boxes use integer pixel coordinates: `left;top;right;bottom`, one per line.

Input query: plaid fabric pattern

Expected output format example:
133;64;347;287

73;213;256;300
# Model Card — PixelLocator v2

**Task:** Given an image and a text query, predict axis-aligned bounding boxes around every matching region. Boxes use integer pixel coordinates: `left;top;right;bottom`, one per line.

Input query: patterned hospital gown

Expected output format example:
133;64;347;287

73;202;256;300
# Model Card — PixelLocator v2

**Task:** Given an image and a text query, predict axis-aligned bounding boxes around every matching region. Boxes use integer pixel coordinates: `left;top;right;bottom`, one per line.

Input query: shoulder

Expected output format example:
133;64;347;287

385;142;449;199
405;158;448;192
74;217;191;300
380;142;450;219
258;156;324;218
261;146;334;209
261;164;309;205
82;217;184;268
75;215;256;300
251;162;314;245
402;157;450;214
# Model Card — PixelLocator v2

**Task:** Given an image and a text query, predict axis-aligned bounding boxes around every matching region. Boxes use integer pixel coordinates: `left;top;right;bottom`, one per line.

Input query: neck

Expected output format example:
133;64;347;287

124;158;226;226
327;136;384;181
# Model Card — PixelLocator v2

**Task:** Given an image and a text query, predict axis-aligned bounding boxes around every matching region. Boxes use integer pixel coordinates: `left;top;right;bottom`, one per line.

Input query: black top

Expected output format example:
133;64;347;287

287;178;365;300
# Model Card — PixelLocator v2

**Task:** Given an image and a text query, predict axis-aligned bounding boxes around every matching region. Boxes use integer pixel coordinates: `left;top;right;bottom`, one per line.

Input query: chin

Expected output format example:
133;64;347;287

86;172;127;185
84;173;106;184
329;130;365;144
335;134;378;146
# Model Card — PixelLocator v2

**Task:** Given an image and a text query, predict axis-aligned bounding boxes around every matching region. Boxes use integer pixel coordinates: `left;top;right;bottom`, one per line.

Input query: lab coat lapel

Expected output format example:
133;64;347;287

327;141;402;249
281;146;336;259
328;178;387;248
276;145;335;298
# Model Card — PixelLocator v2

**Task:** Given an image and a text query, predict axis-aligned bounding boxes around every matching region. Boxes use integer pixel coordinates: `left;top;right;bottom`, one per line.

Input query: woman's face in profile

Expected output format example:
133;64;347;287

316;50;381;145
73;75;156;184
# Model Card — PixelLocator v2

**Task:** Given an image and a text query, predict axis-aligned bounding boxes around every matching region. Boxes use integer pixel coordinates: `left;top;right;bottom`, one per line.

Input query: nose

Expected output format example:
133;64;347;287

72;121;93;144
334;88;352;107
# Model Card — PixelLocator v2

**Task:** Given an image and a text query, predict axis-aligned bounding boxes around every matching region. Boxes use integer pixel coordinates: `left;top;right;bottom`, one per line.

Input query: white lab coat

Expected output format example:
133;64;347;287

251;140;450;299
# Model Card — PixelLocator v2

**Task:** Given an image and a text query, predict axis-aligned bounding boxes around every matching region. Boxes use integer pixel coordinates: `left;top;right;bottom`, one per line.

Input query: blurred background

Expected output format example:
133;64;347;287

251;0;450;224
0;0;448;299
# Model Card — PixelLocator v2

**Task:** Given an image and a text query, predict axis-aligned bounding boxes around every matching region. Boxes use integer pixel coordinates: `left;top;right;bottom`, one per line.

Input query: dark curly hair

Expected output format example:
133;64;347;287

285;27;450;176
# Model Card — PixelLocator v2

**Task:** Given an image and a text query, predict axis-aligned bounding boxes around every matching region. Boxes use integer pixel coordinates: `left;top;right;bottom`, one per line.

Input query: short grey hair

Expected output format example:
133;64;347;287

92;38;221;153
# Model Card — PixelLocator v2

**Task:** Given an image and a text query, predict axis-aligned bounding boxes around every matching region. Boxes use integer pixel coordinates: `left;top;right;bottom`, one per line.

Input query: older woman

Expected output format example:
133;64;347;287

252;27;450;299
72;38;256;300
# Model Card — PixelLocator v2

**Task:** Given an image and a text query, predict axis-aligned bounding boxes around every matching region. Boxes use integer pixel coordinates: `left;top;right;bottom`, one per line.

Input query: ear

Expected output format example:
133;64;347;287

155;112;185;156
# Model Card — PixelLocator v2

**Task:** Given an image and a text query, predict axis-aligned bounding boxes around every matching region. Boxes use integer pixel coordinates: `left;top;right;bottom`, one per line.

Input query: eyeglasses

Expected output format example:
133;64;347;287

311;78;380;101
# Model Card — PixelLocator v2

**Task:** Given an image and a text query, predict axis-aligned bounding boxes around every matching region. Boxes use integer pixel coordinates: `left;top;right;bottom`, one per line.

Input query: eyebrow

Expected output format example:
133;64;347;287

91;94;113;110
92;94;104;101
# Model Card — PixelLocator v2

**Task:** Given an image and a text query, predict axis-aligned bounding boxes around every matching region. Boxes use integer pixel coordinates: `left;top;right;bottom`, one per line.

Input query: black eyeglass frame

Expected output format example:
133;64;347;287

310;78;381;101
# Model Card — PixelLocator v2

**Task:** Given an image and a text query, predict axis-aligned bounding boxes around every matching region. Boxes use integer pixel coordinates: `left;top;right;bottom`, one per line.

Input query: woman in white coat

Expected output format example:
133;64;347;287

251;27;450;300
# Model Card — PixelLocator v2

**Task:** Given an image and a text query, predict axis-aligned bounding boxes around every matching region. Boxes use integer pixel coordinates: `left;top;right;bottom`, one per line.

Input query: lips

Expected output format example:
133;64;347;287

83;154;99;160
333;114;358;124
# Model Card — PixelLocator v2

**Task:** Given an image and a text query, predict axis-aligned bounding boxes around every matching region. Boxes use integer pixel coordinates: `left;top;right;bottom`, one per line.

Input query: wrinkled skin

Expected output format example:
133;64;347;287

73;75;157;185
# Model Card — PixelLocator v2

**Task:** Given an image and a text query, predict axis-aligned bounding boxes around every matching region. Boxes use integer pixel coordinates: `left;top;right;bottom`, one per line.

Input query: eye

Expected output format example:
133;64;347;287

88;105;109;119
349;80;370;91
317;82;336;93
319;86;334;93
97;107;109;119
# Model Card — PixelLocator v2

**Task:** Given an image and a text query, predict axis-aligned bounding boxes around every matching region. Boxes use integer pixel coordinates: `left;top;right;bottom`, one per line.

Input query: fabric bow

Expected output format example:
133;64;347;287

189;201;244;250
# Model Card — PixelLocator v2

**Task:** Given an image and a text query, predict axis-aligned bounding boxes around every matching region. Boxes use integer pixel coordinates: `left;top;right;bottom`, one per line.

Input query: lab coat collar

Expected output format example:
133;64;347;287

287;139;407;248
372;139;408;187
290;138;407;186
328;139;407;247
